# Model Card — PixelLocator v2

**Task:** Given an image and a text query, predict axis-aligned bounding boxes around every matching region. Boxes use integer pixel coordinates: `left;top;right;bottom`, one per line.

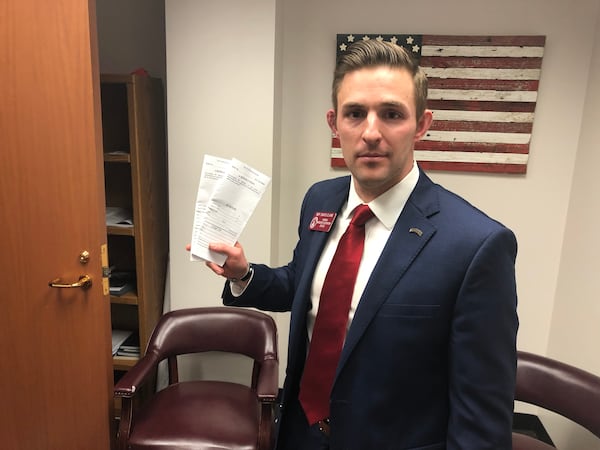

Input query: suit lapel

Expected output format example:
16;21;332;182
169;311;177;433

287;178;350;370
336;171;440;377
293;180;350;305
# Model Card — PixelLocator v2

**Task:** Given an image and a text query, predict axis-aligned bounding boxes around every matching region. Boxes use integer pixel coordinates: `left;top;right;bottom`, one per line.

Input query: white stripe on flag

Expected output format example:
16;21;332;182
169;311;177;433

431;110;535;123
421;45;545;58
414;150;529;165
428;89;538;102
422;130;531;144
423;67;541;80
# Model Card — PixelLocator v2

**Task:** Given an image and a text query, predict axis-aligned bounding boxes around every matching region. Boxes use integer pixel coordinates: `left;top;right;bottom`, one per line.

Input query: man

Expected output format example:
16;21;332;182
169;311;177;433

206;39;518;449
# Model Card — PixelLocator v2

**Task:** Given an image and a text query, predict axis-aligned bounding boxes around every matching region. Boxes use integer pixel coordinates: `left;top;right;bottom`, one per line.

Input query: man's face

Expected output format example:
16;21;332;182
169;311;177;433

327;66;432;202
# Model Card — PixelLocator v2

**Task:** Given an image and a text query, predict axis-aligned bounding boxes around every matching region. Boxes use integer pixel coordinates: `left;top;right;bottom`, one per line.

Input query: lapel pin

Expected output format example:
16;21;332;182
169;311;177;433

409;227;423;237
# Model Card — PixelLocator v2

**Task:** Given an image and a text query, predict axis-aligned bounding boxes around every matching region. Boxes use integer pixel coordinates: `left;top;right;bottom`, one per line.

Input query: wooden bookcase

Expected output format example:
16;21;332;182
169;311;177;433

100;74;169;401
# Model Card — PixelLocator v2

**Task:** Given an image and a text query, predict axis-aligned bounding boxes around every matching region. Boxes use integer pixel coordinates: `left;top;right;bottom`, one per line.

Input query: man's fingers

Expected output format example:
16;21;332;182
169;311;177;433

205;261;224;276
193;242;247;280
209;242;240;258
208;242;226;253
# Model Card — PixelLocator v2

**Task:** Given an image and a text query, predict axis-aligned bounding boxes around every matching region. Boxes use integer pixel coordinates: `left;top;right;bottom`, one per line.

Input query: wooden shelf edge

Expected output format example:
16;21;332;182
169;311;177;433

110;292;138;305
104;152;131;163
106;225;134;236
113;356;139;371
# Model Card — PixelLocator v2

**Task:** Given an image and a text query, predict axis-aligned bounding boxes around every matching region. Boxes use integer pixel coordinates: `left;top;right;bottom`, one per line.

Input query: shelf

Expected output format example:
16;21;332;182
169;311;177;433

111;292;138;306
104;152;131;163
101;73;168;421
107;225;134;236
113;355;139;371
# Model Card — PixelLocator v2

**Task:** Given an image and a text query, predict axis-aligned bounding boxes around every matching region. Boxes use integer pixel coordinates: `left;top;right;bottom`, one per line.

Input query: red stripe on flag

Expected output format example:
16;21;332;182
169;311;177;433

331;158;347;168
421;35;546;47
428;78;540;91
421;56;543;70
418;161;528;174
427;100;537;112
415;141;530;154
428;120;533;134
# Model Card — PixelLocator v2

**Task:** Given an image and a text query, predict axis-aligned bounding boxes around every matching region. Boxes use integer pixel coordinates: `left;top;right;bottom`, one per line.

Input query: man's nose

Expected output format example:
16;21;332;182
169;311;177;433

362;112;382;143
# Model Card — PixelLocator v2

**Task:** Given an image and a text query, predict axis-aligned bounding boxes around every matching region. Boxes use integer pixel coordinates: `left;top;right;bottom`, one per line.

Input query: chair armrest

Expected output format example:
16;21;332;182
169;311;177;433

256;358;279;401
114;352;160;398
517;350;600;438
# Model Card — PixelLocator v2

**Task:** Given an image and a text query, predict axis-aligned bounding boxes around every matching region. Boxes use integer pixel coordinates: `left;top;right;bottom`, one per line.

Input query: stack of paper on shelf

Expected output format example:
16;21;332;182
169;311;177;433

106;206;133;227
111;329;133;356
116;333;140;357
109;270;136;296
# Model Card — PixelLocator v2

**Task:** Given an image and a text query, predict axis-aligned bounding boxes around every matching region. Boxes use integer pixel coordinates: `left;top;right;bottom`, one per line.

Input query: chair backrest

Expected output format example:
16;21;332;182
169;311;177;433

516;350;600;438
146;306;278;367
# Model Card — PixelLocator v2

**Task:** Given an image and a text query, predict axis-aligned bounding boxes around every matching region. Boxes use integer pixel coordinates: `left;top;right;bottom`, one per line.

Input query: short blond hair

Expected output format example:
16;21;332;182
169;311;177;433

332;39;428;120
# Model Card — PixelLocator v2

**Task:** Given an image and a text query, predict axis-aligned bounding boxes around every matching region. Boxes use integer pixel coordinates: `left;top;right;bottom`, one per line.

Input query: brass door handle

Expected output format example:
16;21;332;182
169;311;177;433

48;274;92;290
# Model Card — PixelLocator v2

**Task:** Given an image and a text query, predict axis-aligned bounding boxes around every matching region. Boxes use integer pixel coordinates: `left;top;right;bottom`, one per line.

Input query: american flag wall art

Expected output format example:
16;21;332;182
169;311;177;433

331;34;546;174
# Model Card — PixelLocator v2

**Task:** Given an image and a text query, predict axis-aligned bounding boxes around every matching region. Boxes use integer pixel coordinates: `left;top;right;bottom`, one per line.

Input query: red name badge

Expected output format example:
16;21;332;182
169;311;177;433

309;212;337;232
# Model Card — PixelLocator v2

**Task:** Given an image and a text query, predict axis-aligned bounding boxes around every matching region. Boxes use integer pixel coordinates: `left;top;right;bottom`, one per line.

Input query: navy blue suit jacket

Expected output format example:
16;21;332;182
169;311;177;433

223;170;518;450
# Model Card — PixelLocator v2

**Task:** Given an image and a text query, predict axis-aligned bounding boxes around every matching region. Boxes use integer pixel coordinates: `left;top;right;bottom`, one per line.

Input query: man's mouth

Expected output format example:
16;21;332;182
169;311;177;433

357;152;386;159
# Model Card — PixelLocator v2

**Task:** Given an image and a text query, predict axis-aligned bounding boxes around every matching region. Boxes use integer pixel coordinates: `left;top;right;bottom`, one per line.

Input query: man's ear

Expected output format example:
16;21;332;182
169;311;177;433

326;109;338;136
414;109;433;141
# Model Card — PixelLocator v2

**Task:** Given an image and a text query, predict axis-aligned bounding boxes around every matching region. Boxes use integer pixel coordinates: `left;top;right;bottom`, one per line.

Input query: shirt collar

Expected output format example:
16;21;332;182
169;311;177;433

345;161;420;230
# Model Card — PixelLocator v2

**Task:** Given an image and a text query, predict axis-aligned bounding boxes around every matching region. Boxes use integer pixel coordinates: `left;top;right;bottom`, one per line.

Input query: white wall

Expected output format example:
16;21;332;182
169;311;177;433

165;0;277;304
164;0;281;382
543;9;600;449
552;0;600;381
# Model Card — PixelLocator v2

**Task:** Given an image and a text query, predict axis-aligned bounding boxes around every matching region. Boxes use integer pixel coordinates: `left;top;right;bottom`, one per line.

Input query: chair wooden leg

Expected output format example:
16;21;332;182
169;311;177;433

258;402;275;450
117;397;133;450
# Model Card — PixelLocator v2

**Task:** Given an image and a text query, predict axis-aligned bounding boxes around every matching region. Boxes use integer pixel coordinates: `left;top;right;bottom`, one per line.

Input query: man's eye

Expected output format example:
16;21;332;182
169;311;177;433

345;110;365;119
383;110;403;120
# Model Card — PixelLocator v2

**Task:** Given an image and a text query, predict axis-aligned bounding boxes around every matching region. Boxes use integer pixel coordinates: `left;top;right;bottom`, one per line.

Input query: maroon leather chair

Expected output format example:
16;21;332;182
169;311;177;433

114;307;279;450
512;350;600;449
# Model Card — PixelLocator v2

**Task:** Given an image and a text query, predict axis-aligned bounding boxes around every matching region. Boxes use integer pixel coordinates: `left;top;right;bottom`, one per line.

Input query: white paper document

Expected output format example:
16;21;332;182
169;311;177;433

190;155;271;265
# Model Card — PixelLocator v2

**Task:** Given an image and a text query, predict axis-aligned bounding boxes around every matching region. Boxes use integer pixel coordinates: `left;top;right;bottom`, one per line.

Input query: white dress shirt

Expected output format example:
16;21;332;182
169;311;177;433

307;161;420;340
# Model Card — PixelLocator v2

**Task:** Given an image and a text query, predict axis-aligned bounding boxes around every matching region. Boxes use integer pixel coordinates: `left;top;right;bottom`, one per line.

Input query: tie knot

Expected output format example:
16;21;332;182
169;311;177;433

350;204;374;227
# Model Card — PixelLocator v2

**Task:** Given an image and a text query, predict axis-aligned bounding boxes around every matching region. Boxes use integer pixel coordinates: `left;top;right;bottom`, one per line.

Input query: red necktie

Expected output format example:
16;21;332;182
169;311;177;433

299;204;374;425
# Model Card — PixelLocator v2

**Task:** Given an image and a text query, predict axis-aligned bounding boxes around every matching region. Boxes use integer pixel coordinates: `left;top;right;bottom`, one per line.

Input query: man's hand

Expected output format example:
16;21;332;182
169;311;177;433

185;242;249;280
202;242;249;280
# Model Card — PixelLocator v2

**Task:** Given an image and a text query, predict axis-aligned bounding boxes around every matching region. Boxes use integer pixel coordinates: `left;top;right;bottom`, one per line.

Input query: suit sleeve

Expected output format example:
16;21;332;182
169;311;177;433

222;182;317;311
447;226;518;449
222;262;296;312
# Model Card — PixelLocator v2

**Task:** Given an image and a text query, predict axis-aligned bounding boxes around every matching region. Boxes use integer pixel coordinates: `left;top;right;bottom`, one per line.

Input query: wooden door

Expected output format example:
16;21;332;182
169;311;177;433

0;0;113;448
